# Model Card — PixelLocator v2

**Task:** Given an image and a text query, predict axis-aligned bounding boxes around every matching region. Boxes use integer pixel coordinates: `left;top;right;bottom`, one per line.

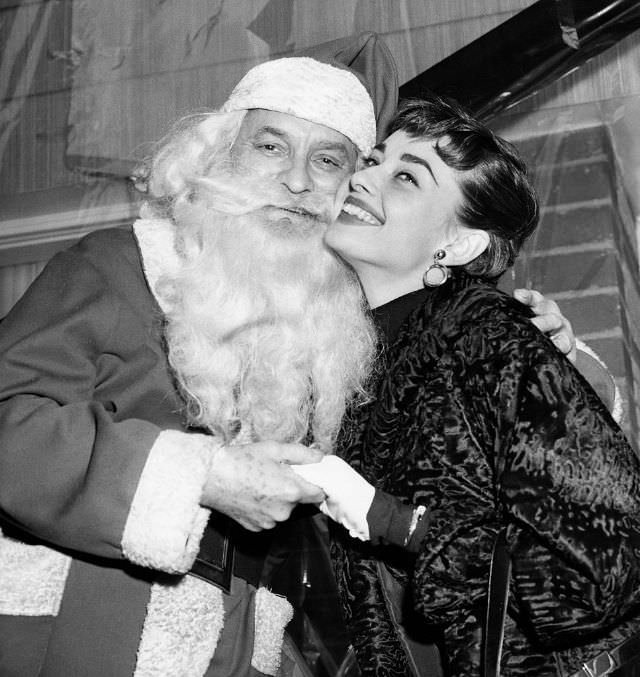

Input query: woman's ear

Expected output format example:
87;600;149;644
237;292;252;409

443;228;490;265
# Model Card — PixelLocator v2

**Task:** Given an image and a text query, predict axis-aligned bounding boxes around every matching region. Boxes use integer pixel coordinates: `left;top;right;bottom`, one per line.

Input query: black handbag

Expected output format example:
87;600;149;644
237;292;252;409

482;528;640;677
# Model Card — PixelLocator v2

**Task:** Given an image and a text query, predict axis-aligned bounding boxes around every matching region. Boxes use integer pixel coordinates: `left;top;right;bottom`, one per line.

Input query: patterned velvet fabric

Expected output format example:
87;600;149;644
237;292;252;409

333;271;640;676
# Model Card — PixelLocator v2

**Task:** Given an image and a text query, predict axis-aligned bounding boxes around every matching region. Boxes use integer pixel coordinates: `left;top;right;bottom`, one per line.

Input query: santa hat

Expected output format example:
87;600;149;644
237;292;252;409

222;32;398;155
299;32;399;142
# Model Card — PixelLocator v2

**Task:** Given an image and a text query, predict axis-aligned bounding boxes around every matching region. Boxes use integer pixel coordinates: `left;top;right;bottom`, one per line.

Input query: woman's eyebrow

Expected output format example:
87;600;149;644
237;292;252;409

400;153;438;184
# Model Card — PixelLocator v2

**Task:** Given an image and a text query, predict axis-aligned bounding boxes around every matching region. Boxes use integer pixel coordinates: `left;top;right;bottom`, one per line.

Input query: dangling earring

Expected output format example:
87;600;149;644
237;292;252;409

423;249;450;287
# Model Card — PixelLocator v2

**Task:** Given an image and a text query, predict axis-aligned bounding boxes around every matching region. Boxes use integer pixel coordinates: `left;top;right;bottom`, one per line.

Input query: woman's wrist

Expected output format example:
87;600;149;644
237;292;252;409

367;491;430;551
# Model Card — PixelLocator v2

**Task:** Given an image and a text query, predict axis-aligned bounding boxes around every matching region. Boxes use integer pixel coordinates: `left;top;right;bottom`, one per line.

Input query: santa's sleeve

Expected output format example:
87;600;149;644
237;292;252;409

0;235;215;573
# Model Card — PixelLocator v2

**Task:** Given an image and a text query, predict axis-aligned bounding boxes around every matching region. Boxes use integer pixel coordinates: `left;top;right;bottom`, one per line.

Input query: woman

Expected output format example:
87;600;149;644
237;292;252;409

293;96;640;676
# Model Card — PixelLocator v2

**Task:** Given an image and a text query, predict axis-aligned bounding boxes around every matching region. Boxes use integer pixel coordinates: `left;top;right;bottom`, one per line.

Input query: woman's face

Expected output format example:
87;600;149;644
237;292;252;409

325;130;464;288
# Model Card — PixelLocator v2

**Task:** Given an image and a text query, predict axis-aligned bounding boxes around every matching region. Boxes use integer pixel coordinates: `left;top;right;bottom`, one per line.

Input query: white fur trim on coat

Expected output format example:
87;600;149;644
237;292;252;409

133;214;181;314
133;579;293;677
134;576;225;677
251;587;295;676
122;430;220;573
0;528;71;615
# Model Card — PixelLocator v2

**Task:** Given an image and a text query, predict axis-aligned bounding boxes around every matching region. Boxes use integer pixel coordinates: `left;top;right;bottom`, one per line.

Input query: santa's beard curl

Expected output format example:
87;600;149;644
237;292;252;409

156;173;378;452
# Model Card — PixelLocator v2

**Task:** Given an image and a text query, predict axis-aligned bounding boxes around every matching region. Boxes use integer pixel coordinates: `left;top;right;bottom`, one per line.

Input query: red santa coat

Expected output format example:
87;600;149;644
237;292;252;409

0;219;292;676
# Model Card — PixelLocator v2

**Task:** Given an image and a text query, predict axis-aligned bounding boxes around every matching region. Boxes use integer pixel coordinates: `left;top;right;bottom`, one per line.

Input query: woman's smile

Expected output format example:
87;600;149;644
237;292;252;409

340;196;384;226
325;130;464;308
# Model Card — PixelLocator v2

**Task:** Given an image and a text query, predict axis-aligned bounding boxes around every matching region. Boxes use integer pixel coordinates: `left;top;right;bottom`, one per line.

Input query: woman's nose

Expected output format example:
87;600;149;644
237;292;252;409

349;165;375;194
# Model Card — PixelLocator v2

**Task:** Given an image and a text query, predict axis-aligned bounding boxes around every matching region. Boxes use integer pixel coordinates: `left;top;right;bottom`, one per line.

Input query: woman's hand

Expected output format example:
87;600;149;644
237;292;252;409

514;288;577;362
291;456;375;541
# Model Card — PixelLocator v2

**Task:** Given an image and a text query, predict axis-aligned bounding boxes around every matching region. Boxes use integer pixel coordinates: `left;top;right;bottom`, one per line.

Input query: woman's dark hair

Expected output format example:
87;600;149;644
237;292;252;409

387;95;539;279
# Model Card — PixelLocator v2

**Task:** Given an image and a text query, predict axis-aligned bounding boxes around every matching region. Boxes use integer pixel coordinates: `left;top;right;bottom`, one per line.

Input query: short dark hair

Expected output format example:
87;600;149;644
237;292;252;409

387;96;539;279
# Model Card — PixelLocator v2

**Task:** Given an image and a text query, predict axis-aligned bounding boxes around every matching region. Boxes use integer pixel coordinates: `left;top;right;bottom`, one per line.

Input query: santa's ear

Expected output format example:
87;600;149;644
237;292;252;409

443;228;490;265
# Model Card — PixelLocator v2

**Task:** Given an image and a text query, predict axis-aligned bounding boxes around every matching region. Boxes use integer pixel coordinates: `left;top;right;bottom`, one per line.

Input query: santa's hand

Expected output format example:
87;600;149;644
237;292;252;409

514;288;577;362
201;441;324;531
291;456;375;540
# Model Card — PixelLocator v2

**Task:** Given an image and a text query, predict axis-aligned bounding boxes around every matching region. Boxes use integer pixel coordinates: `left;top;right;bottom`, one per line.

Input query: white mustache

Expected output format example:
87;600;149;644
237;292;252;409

269;200;332;224
192;174;333;223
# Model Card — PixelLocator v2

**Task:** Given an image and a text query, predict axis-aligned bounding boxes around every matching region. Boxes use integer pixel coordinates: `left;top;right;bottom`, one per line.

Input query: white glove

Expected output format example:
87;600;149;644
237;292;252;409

291;456;375;541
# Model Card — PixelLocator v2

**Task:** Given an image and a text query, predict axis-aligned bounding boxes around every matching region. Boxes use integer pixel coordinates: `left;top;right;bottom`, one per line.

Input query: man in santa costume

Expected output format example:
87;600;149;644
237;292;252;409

0;33;399;677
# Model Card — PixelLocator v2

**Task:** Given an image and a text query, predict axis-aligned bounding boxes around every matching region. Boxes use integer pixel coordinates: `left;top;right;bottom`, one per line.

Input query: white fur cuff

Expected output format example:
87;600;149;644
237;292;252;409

122;430;220;573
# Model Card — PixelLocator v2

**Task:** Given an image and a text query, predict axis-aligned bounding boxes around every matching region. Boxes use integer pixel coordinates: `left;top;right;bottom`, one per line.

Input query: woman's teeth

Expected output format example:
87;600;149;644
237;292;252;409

342;202;380;225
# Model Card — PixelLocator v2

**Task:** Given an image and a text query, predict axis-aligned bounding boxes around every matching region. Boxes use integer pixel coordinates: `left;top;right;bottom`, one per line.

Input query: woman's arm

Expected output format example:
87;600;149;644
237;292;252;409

497;329;640;647
292;457;432;551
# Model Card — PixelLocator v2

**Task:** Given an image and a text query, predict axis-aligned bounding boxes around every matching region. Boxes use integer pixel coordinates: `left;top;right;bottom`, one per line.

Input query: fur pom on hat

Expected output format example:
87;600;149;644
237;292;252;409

222;56;376;154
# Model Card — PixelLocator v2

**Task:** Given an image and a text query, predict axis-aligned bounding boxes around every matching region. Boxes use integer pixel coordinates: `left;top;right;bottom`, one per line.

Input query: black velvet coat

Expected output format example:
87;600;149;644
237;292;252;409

333;272;640;677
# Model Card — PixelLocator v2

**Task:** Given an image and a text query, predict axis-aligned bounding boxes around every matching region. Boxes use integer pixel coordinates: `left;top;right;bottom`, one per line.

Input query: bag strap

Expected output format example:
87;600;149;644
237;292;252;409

483;527;512;677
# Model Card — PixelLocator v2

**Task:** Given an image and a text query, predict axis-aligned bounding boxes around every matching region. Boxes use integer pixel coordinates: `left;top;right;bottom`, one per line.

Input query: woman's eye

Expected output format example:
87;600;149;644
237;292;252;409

397;171;418;185
355;156;378;172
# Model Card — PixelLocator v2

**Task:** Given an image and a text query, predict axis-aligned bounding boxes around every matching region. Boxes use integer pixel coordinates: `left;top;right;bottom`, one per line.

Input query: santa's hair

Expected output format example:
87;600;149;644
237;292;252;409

138;110;378;451
134;109;248;220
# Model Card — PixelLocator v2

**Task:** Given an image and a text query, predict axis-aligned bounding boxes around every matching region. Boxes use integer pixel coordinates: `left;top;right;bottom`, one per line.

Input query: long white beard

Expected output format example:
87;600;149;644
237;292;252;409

157;180;377;452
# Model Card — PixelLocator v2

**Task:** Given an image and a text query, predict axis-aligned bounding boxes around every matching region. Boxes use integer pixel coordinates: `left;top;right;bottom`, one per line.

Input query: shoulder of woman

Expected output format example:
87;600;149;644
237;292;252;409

421;279;534;335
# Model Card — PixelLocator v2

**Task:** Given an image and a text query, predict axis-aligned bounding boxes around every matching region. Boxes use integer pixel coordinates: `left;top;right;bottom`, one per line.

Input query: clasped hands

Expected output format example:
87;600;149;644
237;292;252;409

286;291;577;538
199;439;374;538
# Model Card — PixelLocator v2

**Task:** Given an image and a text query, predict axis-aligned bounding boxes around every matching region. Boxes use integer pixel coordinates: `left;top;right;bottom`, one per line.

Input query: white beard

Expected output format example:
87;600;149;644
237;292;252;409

156;177;377;452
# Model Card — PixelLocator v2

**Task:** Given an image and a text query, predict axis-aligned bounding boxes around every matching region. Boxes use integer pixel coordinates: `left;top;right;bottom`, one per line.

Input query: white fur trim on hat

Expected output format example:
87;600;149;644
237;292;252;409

222;57;376;154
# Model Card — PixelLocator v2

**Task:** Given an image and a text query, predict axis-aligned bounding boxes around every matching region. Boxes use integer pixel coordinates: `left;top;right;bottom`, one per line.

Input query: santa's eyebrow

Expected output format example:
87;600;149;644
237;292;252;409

254;125;287;139
255;127;350;155
314;142;351;156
